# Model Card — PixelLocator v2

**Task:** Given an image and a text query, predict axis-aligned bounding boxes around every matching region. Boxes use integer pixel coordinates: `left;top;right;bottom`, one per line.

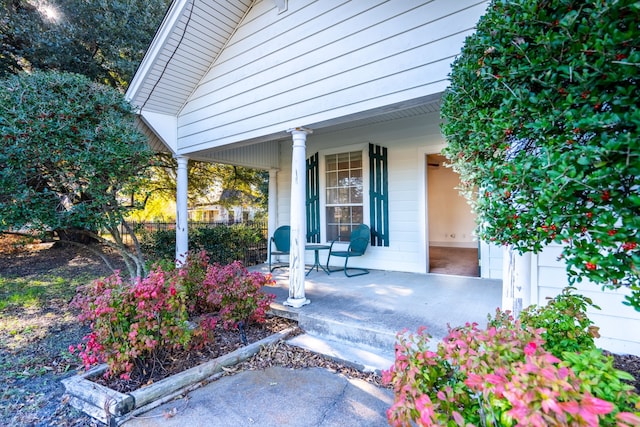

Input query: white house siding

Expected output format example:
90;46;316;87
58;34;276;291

480;242;503;280
127;0;253;115
272;112;447;273
533;243;640;355
176;0;489;152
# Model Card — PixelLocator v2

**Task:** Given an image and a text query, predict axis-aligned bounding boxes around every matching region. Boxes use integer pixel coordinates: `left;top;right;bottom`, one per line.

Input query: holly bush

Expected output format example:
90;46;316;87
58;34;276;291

0;71;153;278
441;0;640;309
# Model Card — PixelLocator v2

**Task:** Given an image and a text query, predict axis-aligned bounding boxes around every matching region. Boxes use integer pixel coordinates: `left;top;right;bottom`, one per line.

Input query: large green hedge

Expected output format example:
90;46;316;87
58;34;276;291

441;0;640;310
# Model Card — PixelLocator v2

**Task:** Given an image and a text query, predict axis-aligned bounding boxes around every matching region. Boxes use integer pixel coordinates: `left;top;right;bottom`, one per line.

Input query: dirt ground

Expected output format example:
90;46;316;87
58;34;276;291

0;237;382;426
0;235;638;426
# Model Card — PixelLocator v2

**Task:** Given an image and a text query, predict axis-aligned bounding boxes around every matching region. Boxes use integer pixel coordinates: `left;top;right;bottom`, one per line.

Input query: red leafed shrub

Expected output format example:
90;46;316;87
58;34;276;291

383;304;640;426
70;267;191;379
200;261;275;330
70;253;275;379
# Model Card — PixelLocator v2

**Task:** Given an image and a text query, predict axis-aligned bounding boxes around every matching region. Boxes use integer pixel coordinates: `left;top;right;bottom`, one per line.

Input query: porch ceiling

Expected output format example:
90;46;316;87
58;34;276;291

309;93;442;137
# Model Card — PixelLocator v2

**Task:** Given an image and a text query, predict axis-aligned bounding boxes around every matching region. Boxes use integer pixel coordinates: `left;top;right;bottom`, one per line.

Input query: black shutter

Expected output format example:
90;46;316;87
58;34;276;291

306;152;320;243
369;144;389;246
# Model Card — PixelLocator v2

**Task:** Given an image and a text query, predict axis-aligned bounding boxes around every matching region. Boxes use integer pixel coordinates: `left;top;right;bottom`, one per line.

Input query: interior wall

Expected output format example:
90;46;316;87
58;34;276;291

427;154;476;248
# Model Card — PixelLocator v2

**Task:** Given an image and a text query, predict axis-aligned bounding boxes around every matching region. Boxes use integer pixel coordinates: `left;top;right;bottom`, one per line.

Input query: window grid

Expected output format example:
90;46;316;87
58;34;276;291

325;151;363;242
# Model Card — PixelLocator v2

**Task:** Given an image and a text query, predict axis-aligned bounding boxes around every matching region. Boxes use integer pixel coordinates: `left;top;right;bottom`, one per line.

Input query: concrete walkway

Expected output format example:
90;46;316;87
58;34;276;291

123;268;502;426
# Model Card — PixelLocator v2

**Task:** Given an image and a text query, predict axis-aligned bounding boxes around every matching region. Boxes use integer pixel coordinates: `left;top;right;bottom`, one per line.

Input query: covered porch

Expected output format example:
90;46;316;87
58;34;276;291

256;265;502;371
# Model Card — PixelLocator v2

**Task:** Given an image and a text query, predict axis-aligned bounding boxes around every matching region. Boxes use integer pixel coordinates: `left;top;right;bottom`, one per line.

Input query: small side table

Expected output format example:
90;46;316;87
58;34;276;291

305;244;331;275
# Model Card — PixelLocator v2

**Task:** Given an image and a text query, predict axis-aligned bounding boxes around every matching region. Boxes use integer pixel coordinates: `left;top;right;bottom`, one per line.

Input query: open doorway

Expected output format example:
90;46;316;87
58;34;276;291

426;154;479;277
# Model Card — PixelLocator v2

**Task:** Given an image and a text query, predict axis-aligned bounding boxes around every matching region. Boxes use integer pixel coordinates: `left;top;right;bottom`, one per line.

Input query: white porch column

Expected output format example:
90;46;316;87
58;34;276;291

267;169;279;259
502;246;532;317
175;155;189;265
284;128;312;308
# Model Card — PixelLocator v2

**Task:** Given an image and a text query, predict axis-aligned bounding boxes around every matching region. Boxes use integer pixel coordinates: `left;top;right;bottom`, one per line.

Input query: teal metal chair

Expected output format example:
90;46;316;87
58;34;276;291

326;224;370;277
268;225;290;272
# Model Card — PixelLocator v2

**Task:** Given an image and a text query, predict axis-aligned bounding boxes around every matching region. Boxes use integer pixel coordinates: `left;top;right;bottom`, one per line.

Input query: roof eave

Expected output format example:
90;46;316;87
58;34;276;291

125;0;191;109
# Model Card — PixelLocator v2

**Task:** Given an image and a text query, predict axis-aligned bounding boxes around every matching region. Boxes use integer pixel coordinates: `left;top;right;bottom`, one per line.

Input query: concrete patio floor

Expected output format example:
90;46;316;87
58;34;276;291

257;265;503;370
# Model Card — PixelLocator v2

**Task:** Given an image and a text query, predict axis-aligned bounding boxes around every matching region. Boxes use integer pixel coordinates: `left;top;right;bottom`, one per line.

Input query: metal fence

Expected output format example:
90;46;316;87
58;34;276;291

118;220;269;266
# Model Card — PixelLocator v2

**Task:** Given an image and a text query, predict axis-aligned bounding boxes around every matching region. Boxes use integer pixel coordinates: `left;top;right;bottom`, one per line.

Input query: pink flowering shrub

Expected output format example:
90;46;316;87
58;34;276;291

70;254;276;379
383;307;640;426
174;250;211;314
200;261;276;329
70;267;191;379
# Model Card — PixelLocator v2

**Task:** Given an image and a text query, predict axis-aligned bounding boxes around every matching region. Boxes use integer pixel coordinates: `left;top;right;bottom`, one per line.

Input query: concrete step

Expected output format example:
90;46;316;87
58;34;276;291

270;302;397;373
296;312;398;354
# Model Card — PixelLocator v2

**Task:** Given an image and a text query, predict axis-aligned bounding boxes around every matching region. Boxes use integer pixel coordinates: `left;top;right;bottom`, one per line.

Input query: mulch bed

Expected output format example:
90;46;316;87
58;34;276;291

93;316;299;393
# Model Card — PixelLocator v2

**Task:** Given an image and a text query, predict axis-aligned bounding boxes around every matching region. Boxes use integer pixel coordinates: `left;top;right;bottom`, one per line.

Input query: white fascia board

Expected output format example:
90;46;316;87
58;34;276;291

125;0;191;105
140;111;178;153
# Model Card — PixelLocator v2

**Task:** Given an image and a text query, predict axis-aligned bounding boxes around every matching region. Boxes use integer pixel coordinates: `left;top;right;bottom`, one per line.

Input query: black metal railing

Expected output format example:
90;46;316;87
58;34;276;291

117;220;269;266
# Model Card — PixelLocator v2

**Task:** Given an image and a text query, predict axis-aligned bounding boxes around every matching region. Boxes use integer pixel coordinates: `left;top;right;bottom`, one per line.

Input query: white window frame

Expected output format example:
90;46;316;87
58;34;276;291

318;143;370;244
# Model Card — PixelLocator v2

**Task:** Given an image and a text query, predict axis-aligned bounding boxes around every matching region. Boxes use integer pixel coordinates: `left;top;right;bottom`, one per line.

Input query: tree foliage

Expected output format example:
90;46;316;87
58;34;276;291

441;0;639;309
0;0;170;90
0;71;153;278
149;154;268;212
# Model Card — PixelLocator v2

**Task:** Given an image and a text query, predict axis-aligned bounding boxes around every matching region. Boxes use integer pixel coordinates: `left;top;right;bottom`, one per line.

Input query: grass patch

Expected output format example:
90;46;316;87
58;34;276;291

0;275;88;311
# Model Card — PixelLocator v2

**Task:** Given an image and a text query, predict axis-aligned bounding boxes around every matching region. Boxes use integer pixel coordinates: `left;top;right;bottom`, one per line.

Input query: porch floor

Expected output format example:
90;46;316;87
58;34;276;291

255;264;503;370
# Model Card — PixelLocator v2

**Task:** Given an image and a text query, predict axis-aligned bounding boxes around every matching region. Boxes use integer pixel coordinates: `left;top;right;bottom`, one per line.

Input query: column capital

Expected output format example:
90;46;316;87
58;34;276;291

286;127;313;135
173;154;189;163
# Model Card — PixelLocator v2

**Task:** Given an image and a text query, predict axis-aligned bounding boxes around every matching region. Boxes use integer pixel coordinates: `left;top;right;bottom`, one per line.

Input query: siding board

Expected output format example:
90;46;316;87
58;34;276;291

184;2;482;111
177;0;486;150
179;58;454;149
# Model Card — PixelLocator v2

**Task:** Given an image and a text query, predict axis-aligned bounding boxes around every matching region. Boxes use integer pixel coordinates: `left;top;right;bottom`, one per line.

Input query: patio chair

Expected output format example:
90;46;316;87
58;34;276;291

268;225;290;272
326;224;370;277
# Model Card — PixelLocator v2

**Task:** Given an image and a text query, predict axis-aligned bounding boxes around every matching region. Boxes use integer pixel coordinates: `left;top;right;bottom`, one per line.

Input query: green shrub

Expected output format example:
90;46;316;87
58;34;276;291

384;300;640;426
140;229;175;261
441;0;640;310
193;224;264;265
562;349;639;426
141;223;266;266
517;286;600;357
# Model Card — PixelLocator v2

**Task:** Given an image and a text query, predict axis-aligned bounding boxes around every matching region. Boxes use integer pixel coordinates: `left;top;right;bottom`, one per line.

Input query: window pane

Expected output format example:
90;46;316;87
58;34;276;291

326;224;339;241
325;151;364;242
339;225;351;240
350;187;362;203
326;155;337;171
337;152;350;170
352;206;363;224
326;172;337;187
350;151;362;166
338;188;349;204
326;188;338;204
338;170;349;186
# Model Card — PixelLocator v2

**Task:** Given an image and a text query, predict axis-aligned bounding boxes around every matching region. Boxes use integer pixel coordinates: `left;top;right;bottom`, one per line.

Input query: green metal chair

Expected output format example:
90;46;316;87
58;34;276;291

326;224;370;277
268;225;290;272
